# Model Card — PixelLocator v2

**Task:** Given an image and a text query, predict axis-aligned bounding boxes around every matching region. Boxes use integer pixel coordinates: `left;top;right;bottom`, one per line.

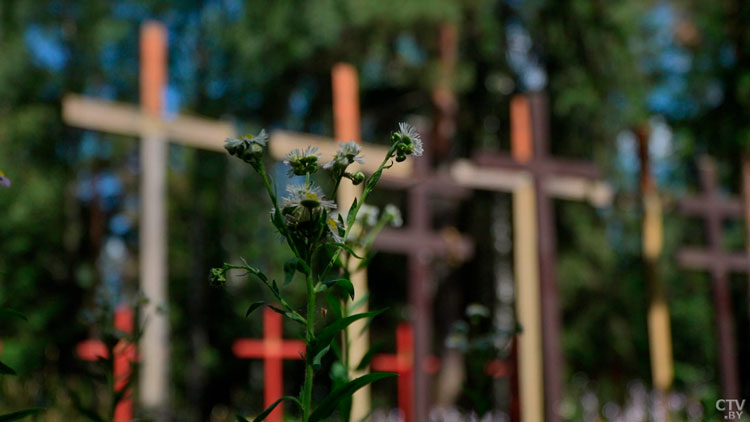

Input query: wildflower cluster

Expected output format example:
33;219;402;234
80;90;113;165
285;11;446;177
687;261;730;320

212;123;423;422
223;129;269;171
392;122;424;162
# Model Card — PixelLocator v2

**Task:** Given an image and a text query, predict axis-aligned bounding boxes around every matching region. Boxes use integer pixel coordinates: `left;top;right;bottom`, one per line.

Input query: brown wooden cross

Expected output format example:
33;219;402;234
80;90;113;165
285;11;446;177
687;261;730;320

232;308;305;422
62;21;235;419
467;93;611;422
676;156;743;400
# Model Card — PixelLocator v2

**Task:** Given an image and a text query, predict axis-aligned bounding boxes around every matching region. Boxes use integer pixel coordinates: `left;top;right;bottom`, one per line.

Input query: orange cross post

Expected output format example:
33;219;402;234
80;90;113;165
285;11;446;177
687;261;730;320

331;62;372;421
370;324;440;422
76;307;136;422
233;308;306;422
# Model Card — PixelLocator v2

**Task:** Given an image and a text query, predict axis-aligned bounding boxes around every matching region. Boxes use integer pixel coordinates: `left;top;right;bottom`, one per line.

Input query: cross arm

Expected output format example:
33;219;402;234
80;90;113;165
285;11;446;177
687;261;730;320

62;94;235;151
678;197;744;217
453;159;612;207
677;248;750;274
373;228;473;261
473;151;603;180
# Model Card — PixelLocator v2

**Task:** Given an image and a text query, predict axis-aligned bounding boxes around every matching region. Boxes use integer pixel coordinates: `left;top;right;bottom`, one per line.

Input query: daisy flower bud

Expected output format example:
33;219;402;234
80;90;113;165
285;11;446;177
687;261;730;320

224;129;269;165
348;171;365;185
208;267;227;287
394;122;423;157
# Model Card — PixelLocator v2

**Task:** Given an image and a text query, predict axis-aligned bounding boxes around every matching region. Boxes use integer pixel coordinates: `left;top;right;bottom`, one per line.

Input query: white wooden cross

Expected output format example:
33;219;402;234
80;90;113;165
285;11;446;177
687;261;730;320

62;21;234;421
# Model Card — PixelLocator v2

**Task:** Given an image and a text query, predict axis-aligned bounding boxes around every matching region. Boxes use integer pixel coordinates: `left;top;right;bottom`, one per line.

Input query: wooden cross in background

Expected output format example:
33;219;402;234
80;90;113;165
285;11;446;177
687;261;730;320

370;323;440;422
465;93;611;422
635;127;674;417
76;307;136;422
373;121;474;422
232;308;305;422
677;156;743;400
63;21;235;420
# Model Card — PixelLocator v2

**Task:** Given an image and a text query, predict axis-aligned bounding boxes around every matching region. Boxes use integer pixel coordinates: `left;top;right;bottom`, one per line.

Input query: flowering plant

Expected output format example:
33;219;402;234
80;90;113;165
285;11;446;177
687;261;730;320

211;123;422;422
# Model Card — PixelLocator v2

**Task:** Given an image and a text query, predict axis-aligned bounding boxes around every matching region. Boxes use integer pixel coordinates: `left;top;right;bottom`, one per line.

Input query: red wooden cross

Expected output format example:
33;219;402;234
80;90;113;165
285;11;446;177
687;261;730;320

371;324;440;422
232;308;306;422
76;306;136;422
677;156;744;400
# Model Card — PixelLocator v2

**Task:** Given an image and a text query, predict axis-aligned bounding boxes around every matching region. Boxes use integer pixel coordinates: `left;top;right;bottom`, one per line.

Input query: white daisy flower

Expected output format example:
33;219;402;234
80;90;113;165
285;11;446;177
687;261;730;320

357;204;379;227
383;204;403;228
284;146;321;176
280;183;336;224
224;129;269;162
396;122;423;157
326;215;344;243
323;141;365;170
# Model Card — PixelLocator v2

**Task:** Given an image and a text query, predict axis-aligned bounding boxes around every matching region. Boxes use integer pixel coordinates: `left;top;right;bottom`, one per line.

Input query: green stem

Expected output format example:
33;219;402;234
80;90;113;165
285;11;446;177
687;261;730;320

258;164;303;259
302;266;316;420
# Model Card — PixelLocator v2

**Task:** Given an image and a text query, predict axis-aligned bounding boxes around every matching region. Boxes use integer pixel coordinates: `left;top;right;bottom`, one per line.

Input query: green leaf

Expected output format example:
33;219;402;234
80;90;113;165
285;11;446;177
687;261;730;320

307;309;386;362
323;279;355;300
283;257;310;286
235;416;250;422
312;345;331;371
0;308;26;321
347;197;358;226
326;242;364;259
249;396;301;422
0;408;44;422
308;372;396;422
364;167;385;197
245;301;267;317
0;361;16;375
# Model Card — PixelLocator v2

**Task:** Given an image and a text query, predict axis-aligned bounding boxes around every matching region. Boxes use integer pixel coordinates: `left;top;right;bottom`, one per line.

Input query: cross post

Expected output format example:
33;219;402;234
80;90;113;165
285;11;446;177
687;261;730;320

138;21;170;418
232;308;306;422
76;306;136;422
677;156;743;400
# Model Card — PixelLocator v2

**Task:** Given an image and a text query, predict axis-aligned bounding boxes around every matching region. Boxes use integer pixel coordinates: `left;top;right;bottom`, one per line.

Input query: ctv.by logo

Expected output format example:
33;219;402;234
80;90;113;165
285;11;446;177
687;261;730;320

716;399;746;420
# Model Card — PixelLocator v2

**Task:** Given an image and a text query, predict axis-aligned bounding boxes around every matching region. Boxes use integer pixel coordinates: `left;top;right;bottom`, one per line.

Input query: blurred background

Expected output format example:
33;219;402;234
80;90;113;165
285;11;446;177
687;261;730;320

1;0;749;421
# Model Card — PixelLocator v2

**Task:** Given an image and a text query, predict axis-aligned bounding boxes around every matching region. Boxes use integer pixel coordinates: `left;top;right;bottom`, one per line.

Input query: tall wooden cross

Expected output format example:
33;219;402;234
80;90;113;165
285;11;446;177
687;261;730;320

76;307;136;422
676;156;743;400
232;308;305;422
635;127;674;414
62;21;235;419
466;93;611;422
373;122;474;422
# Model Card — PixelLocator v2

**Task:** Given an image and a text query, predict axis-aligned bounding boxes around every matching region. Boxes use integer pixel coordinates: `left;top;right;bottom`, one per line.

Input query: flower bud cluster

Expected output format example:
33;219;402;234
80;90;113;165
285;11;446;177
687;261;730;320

391;122;424;162
284;146;321;176
224;129;269;169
